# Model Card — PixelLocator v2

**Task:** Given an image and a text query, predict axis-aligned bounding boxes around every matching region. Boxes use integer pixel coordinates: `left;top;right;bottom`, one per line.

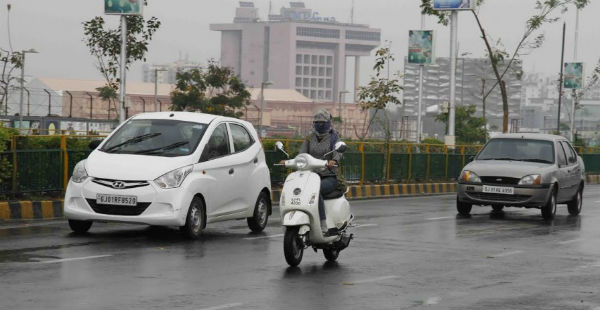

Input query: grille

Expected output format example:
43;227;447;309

480;176;520;185
86;199;151;216
467;192;531;203
92;178;149;190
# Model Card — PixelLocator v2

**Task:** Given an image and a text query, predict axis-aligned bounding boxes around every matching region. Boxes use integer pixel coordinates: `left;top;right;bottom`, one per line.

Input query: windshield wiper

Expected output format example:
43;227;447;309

479;157;515;161
519;158;553;164
134;141;190;155
104;133;162;153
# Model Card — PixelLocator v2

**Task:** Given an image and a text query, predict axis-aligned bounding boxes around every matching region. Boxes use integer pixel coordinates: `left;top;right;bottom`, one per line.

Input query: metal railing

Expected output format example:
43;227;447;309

1;136;599;197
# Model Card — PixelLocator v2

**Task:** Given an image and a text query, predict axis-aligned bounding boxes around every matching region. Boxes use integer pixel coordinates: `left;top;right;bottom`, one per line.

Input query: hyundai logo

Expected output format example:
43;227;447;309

496;178;503;182
112;181;126;189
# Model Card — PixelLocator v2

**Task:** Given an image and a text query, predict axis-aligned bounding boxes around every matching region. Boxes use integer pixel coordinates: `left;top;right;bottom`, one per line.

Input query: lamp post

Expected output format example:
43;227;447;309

154;67;167;112
18;49;38;130
259;81;273;138
338;90;349;121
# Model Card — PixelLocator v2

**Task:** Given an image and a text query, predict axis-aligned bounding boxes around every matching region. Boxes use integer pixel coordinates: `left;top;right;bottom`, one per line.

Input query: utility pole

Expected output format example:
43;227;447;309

416;14;425;144
119;15;127;124
447;11;458;146
259;81;273;138
18;49;37;130
557;22;566;134
570;8;580;142
154;68;167;112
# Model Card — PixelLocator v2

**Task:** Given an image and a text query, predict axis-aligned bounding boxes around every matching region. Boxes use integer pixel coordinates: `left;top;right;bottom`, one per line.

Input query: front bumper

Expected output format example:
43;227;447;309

64;178;192;226
457;183;551;208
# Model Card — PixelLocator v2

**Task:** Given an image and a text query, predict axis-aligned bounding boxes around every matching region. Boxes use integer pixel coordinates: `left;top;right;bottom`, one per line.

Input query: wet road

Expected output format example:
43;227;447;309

1;186;600;310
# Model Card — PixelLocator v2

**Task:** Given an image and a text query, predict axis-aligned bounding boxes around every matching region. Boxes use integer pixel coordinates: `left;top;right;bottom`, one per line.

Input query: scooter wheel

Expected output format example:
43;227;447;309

323;248;340;262
284;227;304;267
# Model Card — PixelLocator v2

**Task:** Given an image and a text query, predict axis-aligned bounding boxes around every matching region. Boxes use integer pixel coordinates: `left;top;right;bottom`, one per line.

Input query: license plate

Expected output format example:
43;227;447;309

96;194;137;206
483;185;514;195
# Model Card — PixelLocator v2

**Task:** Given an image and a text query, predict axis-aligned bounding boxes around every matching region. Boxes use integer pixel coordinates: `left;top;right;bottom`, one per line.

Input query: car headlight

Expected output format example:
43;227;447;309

154;165;193;189
71;160;88;183
295;156;308;169
460;170;481;183
518;174;541;185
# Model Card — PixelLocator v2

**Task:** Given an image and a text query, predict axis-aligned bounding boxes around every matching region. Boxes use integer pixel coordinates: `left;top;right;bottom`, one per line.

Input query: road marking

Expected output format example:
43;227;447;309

595;201;600;203
354;223;378;228
424;297;442;305
491;250;523;258
558;239;581;244
198;303;243;310
37;254;112;264
343;275;399;285
426;216;453;220
243;234;284;240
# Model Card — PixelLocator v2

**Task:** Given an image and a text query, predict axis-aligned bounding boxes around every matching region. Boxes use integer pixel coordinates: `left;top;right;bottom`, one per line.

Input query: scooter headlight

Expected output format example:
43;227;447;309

295;156;308;169
154;165;193;189
71;160;88;183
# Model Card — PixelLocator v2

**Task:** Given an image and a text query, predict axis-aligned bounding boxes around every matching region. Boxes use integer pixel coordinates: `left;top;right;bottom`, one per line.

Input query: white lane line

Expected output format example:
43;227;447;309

426;216;453;220
343;275;399;285
424;297;442;305
354;223;378;228
595;201;600;203
37;254;112;264
198;303;244;310
558;239;581;245
243;234;284;240
491;250;523;258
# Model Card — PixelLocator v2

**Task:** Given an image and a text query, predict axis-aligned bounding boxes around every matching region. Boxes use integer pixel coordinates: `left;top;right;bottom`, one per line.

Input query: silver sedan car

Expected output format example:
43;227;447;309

457;133;585;219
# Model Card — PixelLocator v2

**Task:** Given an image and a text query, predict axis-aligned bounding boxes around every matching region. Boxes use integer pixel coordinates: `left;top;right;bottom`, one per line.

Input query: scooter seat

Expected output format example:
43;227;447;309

323;189;344;200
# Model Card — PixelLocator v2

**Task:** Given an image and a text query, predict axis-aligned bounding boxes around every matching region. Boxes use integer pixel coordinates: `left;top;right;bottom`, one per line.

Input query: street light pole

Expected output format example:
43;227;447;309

259;81;273;137
338;90;349;121
154;68;167;112
18;49;37;131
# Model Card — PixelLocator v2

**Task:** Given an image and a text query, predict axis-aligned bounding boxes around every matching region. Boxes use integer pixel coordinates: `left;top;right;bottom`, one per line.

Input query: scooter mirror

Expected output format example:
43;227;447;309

334;141;347;153
275;141;284;151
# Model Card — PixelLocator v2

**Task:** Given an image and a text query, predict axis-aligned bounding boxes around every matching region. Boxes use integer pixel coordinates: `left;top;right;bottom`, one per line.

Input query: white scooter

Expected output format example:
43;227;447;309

275;141;353;267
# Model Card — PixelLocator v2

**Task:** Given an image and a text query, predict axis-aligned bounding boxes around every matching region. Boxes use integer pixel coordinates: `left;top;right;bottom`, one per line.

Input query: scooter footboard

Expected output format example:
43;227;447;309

282;211;310;226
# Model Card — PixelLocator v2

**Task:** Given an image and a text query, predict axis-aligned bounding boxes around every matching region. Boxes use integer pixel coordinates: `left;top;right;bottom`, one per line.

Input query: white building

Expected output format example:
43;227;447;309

210;1;381;102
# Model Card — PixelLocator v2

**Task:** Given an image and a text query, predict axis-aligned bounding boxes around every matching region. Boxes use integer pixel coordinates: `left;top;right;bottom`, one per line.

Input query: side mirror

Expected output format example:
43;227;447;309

275;141;289;158
468;155;475;162
334;141;347;153
88;139;103;150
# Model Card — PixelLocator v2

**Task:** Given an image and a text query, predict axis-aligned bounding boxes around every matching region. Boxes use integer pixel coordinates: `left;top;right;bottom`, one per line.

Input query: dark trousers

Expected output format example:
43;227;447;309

319;176;338;226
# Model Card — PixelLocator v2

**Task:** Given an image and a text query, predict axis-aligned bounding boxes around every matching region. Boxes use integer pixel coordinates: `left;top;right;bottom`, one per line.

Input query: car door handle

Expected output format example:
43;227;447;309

229;168;234;175
253;157;258;164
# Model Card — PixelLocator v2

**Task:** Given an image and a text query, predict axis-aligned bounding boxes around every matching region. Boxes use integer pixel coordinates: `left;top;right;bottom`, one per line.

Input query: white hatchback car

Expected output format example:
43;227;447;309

64;112;272;239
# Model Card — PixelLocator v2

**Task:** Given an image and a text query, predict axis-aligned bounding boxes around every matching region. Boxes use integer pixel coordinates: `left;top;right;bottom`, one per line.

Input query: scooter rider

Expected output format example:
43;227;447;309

300;109;341;236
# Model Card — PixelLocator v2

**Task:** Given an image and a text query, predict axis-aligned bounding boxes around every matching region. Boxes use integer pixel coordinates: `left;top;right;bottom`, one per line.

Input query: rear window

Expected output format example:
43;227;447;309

477;138;555;164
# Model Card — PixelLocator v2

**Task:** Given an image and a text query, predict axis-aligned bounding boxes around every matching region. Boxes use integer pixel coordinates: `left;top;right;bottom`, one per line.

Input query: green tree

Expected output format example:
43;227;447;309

0;49;22;115
356;47;403;141
421;0;590;133
82;8;161;118
170;61;251;118
436;105;487;144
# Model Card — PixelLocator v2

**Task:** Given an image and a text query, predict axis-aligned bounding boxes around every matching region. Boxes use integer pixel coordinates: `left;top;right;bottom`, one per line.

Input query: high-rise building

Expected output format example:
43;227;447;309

403;57;523;131
211;1;381;102
142;57;202;84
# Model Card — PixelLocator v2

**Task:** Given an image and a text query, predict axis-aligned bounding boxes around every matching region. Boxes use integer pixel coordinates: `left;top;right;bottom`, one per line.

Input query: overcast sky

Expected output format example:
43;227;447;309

1;0;598;85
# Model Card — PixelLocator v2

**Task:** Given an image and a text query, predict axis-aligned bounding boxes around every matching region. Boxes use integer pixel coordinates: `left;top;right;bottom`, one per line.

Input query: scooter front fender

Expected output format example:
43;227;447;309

282;211;310;227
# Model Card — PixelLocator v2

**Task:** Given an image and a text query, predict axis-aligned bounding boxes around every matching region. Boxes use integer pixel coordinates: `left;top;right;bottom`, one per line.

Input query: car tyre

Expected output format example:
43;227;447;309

491;204;504;212
567;186;583;216
456;198;472;216
541;187;557;220
323;248;340;262
247;192;270;233
283;227;304;267
180;197;206;240
68;219;92;234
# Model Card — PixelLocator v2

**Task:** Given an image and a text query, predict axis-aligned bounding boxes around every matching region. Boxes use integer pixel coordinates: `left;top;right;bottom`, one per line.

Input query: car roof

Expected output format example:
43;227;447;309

490;133;569;142
130;111;247;126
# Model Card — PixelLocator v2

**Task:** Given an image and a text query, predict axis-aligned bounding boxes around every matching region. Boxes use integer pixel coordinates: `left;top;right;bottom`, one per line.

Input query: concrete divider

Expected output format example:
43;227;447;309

1;175;598;221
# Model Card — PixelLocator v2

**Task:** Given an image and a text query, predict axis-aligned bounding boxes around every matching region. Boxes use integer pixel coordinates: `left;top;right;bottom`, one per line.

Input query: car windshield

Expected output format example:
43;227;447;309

477;138;555;164
100;119;208;157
